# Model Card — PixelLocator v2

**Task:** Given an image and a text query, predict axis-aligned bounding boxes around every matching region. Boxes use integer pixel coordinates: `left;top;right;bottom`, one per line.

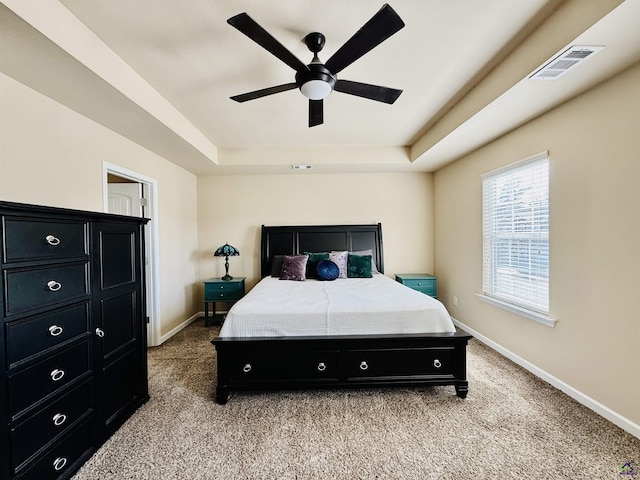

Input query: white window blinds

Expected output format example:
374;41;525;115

482;153;549;314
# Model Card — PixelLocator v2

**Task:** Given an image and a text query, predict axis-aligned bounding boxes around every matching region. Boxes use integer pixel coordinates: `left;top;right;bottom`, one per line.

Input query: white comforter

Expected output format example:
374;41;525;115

219;274;455;337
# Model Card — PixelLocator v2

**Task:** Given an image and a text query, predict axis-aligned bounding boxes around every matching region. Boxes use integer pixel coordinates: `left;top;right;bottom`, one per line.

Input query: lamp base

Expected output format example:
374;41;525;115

221;274;233;281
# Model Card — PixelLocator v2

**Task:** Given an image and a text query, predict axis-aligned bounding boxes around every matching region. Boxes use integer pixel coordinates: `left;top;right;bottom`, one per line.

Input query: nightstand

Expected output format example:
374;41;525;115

203;277;245;326
395;273;437;298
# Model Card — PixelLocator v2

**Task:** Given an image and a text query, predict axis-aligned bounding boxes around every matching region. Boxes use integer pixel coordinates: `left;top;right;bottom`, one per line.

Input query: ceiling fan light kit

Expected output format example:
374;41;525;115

227;4;405;127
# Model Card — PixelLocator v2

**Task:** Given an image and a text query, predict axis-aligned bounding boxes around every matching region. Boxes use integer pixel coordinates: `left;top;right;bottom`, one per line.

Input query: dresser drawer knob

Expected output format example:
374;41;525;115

359;361;369;371
52;413;67;426
49;325;64;337
317;362;327;372
52;457;67;471
47;280;62;292
95;328;105;338
433;359;442;368
50;369;65;382
45;234;61;246
242;363;252;373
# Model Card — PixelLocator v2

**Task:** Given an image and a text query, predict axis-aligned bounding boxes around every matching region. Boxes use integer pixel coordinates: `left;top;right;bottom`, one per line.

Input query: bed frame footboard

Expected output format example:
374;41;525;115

212;332;471;404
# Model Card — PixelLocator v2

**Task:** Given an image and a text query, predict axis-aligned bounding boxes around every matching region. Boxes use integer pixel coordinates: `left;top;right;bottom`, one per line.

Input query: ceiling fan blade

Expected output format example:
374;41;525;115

231;83;298;103
309;100;323;127
334;79;402;104
324;4;405;75
228;13;309;73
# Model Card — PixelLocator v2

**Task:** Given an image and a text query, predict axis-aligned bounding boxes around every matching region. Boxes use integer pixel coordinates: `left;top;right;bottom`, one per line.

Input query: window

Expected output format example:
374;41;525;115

481;153;550;319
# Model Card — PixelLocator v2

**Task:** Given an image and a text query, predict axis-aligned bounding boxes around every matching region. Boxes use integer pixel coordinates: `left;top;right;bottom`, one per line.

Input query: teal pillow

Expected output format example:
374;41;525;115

304;252;329;279
347;254;372;278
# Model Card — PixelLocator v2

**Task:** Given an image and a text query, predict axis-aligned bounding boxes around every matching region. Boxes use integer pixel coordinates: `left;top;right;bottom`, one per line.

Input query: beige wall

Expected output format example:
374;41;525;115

197;173;434;290
434;62;640;426
0;72;200;337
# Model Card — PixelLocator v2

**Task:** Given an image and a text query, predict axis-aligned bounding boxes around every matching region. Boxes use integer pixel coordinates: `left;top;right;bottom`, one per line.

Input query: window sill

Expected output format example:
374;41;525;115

476;294;556;327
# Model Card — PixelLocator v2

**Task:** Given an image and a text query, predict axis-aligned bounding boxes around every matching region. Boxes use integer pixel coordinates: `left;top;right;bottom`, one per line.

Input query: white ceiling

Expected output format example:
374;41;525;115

1;0;639;175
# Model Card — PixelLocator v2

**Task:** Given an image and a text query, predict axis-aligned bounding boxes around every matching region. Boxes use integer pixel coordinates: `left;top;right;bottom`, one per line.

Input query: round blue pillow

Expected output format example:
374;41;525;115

316;260;339;281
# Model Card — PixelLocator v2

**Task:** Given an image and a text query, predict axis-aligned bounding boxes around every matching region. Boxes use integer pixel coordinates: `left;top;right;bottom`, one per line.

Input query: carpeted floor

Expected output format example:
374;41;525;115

73;319;639;479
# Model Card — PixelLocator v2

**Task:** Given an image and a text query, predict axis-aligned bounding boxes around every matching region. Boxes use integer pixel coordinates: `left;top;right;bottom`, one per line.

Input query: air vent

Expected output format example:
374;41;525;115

529;45;604;80
292;164;313;170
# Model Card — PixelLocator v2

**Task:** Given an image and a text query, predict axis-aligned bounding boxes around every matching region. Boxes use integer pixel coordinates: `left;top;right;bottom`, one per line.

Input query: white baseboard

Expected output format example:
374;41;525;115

453;317;640;440
158;312;200;345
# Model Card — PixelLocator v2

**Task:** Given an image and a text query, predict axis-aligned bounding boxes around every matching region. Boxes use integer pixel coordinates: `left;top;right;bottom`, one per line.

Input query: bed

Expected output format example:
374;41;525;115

211;224;471;404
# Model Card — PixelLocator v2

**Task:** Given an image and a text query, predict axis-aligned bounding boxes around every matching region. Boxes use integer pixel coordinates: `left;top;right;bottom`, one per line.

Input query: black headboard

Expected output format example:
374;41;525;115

261;224;384;278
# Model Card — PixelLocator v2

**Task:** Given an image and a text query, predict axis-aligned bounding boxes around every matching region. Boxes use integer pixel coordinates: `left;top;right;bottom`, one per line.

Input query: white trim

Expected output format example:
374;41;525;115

480;151;548;179
476;294;556;327
103;162;162;347
159;313;200;345
453;317;640;440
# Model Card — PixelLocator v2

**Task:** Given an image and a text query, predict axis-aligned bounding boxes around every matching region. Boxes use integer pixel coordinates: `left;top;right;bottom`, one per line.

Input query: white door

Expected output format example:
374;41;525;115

107;181;155;345
107;183;144;217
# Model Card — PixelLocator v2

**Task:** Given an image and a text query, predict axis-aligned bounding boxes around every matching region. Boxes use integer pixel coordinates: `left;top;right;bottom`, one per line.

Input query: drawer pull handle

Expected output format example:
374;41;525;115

53;457;67;471
52;413;67;426
242;363;252;373
95;328;105;338
45;234;61;246
434;359;442;368
317;362;327;372
49;325;64;336
359;361;369;371
47;280;62;292
50;369;65;382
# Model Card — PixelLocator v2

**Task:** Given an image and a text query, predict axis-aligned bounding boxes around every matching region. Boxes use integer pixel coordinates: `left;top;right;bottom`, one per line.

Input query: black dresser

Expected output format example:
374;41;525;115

0;201;149;480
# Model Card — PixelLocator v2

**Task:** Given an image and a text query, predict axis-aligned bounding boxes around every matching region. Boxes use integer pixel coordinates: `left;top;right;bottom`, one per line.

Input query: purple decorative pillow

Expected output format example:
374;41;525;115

279;254;309;281
329;251;348;278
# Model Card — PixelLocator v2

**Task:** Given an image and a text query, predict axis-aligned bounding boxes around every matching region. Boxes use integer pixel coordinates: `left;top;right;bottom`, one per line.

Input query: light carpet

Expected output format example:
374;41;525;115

73;319;639;479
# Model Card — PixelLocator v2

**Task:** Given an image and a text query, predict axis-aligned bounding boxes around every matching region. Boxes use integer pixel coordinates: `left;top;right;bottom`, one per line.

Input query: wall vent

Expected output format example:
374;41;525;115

529;45;604;80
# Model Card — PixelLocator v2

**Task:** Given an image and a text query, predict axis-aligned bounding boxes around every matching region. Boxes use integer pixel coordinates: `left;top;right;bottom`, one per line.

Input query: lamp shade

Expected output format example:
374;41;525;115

214;243;239;281
214;243;239;257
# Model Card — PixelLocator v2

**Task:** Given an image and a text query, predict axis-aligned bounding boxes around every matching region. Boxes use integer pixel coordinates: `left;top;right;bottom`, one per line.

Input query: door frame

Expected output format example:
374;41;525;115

102;161;161;347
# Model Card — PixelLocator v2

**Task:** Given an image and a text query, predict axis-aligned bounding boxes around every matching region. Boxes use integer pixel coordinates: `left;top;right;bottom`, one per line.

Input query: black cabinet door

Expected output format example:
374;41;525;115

92;221;148;438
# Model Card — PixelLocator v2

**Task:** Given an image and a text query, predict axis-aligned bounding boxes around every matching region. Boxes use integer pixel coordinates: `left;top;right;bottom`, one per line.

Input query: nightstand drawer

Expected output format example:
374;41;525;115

204;280;244;301
395;274;437;298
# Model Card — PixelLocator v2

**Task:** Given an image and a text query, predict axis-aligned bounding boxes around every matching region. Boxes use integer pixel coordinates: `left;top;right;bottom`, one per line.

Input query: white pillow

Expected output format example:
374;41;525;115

329;251;348;278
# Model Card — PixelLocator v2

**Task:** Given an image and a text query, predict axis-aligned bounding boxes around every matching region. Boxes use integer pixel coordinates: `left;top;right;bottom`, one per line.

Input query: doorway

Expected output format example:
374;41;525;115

103;162;161;347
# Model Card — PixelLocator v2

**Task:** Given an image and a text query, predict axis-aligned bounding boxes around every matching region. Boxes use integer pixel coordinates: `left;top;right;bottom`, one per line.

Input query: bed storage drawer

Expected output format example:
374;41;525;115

345;347;454;380
226;348;340;382
2;218;88;263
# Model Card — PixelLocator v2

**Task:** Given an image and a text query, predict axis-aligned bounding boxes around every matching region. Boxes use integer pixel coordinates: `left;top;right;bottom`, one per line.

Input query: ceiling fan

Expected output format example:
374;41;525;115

227;4;405;127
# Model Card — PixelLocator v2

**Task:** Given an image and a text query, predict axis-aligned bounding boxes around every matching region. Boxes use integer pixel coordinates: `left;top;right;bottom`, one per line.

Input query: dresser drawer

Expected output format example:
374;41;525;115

204;281;243;301
4;263;89;315
8;341;91;417
345;347;454;379
11;380;92;471
3;218;88;263
6;303;90;367
14;419;92;479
